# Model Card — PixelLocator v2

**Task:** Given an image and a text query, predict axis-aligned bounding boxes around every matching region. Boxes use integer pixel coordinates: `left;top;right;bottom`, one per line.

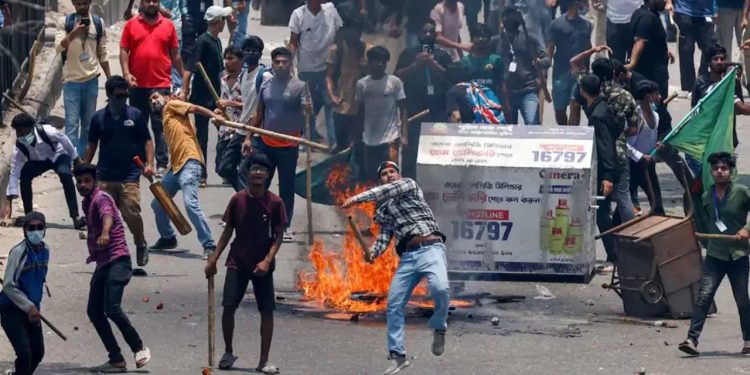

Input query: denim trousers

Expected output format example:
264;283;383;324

253;137;298;226
508;91;540;125
1;304;44;375
231;0;250;47
298;71;334;143
87;256;143;364
596;165;635;263
151;159;215;249
688;255;750;342
63;76;99;155
387;243;450;356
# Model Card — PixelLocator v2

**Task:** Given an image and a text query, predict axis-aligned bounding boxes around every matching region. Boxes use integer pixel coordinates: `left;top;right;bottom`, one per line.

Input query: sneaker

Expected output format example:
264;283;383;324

678;338;699;356
202;247;215;260
283;231;294;243
149;237;177;251
432;329;446;356
73;216;87;230
155;167;167;179
136;244;149;267
219;352;238;370
384;354;410;375
742;341;750;354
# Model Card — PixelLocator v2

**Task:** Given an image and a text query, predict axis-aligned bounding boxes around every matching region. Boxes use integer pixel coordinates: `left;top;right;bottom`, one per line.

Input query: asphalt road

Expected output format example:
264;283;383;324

5;4;750;375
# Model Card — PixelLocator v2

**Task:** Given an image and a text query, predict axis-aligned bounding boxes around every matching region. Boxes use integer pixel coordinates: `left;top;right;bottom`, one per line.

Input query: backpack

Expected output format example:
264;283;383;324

254;64;273;93
62;13;103;63
462;82;505;124
16;124;57;160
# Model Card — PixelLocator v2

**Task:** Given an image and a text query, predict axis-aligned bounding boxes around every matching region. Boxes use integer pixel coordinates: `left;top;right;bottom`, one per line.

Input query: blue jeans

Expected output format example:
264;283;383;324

508;91;540;125
387;243;450;356
63;76;99;155
253;137;299;226
232;1;250;47
151;159;215;249
298;71;333;144
172;31;183;90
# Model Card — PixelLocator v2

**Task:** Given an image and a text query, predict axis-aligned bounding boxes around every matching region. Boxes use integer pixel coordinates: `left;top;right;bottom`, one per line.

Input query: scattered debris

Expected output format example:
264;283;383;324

634;367;646;375
534;284;555;300
142;297;150;303
156;302;164;310
664;341;669;346
73;326;79;331
78;232;87;240
584;299;595;307
202;367;213;375
490;316;500;326
349;313;359;322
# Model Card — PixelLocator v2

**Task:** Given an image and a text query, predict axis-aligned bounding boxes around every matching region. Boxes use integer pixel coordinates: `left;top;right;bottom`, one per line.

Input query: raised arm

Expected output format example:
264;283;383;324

343;178;419;207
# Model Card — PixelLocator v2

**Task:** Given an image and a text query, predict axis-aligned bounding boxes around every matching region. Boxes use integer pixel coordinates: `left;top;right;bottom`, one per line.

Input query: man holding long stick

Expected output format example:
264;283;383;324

205;155;286;374
0;211;50;375
341;161;450;375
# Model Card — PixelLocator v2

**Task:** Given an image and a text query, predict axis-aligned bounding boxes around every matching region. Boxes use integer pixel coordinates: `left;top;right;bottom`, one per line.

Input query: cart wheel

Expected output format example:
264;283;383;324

640;280;664;304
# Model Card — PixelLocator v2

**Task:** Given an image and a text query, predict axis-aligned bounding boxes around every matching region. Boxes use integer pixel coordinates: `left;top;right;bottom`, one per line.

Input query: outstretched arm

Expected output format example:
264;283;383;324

342;178;419;208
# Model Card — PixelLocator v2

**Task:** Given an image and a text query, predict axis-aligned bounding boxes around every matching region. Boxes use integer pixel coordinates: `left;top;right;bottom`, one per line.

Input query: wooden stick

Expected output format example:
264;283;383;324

0;277;66;341
208;276;215;367
347;216;373;263
305;94;314;246
219;120;330;151
195;62;230;121
3;93;34;117
663;92;679;106
408;109;430;124
695;232;744;241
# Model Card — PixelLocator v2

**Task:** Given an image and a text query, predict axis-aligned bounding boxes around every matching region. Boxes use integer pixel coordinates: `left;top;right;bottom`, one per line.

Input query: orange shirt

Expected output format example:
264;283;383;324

161;100;204;173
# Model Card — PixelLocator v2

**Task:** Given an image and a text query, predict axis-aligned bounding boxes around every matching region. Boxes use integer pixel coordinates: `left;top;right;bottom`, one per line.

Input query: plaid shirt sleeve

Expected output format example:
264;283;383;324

352;178;418;203
371;226;394;259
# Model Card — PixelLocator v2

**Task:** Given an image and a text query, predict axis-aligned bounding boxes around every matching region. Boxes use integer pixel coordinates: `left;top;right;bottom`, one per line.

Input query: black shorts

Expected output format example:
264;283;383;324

222;268;275;312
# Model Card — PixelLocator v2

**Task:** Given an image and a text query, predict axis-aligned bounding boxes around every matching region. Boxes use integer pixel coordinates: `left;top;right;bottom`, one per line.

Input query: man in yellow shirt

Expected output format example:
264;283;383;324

147;92;221;259
54;0;111;155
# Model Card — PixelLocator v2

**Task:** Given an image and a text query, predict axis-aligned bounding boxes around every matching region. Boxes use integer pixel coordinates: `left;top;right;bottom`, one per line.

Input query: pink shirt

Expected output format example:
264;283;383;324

430;1;465;61
83;188;130;267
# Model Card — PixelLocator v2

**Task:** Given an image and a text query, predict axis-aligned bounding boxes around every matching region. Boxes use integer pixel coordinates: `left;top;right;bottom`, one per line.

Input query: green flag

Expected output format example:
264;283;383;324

660;67;737;188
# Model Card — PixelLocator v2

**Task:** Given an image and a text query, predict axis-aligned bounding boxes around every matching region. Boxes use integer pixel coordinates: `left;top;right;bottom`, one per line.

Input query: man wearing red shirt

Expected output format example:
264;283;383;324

119;0;185;177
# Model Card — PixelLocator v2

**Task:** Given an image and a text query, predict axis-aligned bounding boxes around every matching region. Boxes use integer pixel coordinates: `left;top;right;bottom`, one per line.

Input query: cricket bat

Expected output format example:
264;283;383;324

133;157;192;235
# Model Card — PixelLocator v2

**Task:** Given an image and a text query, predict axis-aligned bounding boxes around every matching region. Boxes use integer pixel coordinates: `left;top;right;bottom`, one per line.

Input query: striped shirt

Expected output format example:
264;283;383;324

83;187;129;267
350;178;443;257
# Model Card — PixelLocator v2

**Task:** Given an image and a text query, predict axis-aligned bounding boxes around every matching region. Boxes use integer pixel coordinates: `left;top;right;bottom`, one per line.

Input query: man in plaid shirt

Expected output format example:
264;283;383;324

342;161;450;375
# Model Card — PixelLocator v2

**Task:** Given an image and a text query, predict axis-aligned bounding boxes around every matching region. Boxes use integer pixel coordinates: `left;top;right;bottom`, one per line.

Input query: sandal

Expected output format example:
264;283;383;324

135;347;151;368
89;362;127;373
256;364;280;374
219;352;238;370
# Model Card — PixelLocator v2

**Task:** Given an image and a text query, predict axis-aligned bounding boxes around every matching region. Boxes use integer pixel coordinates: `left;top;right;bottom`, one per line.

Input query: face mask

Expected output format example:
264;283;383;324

26;230;45;245
18;132;34;145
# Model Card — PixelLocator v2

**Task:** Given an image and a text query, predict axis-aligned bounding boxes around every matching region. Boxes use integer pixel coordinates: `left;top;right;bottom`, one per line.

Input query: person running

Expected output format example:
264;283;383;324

205;155;286;374
74;163;151;372
146;92;219;259
1;113;85;229
341;161;450;375
678;152;750;356
0;211;49;375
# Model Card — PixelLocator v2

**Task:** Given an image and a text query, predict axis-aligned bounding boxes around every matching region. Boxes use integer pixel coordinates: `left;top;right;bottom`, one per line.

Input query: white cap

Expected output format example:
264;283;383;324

204;6;233;22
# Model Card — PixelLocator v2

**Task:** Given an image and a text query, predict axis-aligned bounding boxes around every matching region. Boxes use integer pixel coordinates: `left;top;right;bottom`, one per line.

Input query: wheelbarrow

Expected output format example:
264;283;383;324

596;161;704;318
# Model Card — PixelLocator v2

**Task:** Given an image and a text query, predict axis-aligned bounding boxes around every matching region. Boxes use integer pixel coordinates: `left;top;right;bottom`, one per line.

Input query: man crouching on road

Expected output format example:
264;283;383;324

205;155;286;374
341;161;450;375
146;92;220;259
74;163;151;372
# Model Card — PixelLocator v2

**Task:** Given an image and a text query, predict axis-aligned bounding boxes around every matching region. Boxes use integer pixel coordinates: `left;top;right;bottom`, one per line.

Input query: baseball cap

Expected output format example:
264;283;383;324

204;6;233;22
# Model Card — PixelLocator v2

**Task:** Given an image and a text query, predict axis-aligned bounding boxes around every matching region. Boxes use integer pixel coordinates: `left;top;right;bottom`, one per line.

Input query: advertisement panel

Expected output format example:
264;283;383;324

417;123;597;281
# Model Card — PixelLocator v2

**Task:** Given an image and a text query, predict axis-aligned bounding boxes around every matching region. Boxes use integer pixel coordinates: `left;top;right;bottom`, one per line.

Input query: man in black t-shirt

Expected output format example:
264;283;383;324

627;0;674;98
394;18;452;178
85;76;154;267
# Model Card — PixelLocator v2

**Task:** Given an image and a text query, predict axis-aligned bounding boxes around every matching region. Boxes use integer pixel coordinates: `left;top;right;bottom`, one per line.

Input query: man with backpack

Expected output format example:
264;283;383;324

54;0;110;156
1;114;85;229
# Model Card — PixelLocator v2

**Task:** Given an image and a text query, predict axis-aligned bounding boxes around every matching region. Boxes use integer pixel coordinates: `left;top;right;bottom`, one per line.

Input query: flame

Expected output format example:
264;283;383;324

297;164;427;313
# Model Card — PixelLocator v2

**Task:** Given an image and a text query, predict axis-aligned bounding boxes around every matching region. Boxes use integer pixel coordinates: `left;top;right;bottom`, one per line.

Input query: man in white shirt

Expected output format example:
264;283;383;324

288;0;342;147
355;46;408;182
606;0;641;62
627;80;664;214
54;0;111;156
1;114;84;228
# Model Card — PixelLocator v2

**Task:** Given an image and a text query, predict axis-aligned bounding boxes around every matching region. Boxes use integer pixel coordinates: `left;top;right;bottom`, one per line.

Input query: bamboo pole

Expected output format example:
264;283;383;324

304;83;314;245
195;62;230;121
207;276;215;367
219;120;330;151
347;216;373;263
0;277;66;340
695;233;744;241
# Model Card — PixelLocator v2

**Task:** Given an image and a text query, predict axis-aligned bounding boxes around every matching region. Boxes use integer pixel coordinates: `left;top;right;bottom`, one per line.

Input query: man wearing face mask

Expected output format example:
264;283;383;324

395;18;452;178
0;211;49;375
85;76;155;267
1;114;84;229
